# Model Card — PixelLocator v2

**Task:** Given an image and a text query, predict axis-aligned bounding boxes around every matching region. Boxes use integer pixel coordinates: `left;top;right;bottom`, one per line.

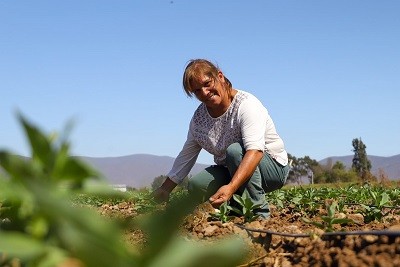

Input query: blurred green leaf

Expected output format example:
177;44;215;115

0;152;36;181
148;236;246;267
137;193;198;263
19;114;54;171
1;114;251;267
0;232;45;260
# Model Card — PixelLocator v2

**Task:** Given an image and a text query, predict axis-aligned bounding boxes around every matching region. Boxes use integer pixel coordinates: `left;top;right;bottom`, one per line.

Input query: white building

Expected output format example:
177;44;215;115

112;184;127;192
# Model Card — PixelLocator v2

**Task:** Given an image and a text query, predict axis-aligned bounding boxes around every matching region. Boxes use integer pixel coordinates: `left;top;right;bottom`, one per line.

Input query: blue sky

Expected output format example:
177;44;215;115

1;1;399;165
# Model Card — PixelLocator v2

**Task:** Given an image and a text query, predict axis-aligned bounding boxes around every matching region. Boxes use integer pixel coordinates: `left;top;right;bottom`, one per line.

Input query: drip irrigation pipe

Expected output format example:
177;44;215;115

236;224;400;238
307;201;400;210
340;203;400;210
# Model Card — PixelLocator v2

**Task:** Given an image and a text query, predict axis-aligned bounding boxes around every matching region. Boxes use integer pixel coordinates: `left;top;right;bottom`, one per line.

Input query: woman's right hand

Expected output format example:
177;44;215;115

152;187;171;203
151;177;177;203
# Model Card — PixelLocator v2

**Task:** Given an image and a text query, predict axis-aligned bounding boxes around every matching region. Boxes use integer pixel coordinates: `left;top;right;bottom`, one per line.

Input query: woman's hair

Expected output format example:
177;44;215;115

182;59;232;97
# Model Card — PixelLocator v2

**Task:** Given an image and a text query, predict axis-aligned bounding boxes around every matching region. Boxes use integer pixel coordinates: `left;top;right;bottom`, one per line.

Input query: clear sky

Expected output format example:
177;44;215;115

1;1;399;165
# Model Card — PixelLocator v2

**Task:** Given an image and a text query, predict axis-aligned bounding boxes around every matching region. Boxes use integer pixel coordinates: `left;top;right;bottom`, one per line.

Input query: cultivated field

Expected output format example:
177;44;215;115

97;183;400;267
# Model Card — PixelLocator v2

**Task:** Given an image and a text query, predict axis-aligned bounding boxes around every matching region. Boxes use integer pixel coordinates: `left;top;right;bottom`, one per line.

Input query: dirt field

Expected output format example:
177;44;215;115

99;199;400;267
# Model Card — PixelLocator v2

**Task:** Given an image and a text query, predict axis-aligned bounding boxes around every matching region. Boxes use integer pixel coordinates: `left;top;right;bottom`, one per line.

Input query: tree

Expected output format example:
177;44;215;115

314;160;358;184
287;154;320;184
332;161;346;171
351;138;372;180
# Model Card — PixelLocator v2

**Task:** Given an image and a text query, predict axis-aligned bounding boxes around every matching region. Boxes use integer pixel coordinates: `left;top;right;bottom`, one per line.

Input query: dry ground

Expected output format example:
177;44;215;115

99;201;400;267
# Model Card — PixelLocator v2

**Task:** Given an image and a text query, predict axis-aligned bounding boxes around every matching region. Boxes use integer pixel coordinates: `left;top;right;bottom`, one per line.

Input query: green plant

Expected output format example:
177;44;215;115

210;202;235;223
358;191;391;223
302;201;352;232
0;115;247;267
0;115;135;266
230;191;262;222
265;189;285;209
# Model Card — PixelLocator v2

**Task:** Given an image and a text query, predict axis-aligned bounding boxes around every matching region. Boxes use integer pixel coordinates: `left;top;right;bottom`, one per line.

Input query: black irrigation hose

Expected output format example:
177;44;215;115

342;203;400;210
313;201;400;210
236;224;400;238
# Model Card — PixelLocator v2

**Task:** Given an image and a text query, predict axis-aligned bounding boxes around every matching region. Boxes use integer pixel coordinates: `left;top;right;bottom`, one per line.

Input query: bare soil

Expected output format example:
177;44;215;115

99;201;400;267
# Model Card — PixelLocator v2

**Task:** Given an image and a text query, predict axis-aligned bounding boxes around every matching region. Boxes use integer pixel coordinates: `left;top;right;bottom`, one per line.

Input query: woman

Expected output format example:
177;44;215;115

153;59;289;218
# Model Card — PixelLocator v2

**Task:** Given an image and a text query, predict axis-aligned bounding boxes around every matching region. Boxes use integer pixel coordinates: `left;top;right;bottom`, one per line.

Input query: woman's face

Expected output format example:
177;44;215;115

190;71;228;109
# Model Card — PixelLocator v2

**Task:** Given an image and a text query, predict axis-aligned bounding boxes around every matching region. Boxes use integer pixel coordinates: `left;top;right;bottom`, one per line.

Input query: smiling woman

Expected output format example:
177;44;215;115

182;59;235;118
152;59;289;219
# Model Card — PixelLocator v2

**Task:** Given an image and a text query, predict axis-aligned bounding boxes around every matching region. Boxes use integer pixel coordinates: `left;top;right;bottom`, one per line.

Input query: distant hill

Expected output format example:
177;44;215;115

319;154;400;180
2;153;398;188
79;153;399;188
79;154;209;189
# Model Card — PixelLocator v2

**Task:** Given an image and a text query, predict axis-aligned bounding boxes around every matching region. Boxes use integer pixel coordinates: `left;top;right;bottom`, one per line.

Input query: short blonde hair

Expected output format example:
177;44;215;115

182;59;232;97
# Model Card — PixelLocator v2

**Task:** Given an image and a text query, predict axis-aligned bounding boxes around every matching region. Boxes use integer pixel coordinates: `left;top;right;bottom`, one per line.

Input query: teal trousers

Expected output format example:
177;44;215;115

188;142;289;218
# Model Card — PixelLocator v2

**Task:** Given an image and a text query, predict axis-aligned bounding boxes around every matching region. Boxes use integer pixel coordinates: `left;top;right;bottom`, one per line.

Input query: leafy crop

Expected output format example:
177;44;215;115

302;201;352;232
210;192;263;223
231;192;262;222
210;202;235;223
0;115;134;266
358;190;391;223
0;115;247;267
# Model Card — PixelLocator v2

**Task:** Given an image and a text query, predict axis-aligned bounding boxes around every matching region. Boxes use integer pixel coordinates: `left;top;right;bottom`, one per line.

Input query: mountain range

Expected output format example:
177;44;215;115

79;153;400;188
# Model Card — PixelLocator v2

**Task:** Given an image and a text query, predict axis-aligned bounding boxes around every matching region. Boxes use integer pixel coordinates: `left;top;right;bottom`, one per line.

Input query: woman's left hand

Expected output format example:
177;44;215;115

209;184;235;207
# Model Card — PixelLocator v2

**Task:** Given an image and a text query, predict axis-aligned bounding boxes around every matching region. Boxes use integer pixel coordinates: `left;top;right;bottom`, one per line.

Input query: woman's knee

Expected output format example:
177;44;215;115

188;166;230;195
188;175;204;193
187;176;208;203
226;142;244;163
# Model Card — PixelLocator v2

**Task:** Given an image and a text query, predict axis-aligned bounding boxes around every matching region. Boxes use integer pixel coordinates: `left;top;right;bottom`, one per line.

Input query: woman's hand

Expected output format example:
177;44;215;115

209;184;235;207
152;187;171;203
151;177;177;203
